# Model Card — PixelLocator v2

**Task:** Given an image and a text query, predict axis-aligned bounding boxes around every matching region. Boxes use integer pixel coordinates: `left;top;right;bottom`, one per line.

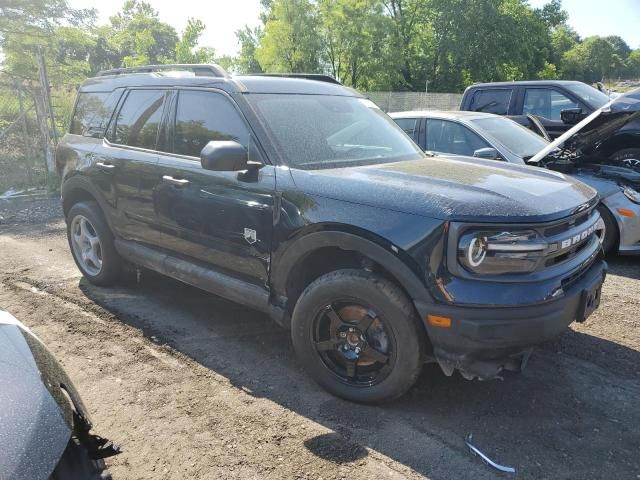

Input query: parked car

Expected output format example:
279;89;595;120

57;64;606;403
390;110;640;254
460;80;640;169
0;310;118;480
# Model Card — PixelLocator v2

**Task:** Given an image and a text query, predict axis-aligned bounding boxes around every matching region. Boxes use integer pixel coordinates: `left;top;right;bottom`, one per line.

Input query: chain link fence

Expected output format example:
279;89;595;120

0;80;45;192
0;73;76;194
365;92;463;113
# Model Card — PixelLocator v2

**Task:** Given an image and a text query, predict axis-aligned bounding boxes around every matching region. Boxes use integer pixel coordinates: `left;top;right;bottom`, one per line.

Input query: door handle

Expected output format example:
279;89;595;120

96;161;115;170
162;175;190;187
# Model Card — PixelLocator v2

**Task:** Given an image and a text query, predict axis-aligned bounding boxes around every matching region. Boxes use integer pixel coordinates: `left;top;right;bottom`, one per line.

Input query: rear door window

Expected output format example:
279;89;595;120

69;91;120;136
426;119;488;156
468;89;512;115
110;89;166;150
523;88;580;121
173;90;250;158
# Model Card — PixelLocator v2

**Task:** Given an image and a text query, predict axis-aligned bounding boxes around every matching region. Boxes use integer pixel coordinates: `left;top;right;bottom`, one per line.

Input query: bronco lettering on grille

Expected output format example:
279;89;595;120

559;223;598;250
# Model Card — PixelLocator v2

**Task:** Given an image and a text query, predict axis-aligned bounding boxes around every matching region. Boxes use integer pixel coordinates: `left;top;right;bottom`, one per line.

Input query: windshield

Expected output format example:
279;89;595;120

565;82;610;109
470;116;549;159
246;94;423;169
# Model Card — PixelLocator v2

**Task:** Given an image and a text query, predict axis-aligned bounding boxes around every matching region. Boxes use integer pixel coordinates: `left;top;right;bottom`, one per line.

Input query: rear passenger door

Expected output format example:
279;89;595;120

93;88;169;247
154;89;276;287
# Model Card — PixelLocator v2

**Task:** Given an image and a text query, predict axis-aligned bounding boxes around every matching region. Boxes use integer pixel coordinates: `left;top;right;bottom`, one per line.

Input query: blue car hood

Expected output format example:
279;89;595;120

290;155;597;222
0;313;76;480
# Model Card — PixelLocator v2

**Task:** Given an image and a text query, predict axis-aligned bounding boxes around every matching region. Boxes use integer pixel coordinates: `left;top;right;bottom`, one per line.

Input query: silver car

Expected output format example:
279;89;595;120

390;110;640;255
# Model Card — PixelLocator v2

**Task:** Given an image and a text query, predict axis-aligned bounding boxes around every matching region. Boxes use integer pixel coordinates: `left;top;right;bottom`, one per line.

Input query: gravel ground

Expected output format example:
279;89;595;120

1;197;639;480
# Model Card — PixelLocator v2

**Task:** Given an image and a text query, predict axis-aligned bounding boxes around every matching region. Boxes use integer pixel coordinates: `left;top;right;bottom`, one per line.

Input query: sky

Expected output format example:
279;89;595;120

529;0;640;49
69;0;640;56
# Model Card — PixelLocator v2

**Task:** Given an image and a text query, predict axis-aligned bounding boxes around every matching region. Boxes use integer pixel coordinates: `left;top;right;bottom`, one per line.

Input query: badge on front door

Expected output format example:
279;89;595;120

244;228;257;245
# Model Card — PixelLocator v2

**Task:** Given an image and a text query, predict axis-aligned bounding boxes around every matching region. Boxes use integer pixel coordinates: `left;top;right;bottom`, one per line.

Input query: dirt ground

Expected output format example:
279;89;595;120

1;196;639;480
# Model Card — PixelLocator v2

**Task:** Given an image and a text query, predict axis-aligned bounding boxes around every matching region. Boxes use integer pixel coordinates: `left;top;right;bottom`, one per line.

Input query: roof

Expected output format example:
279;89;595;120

388;110;496;120
80;71;360;97
465;80;584;89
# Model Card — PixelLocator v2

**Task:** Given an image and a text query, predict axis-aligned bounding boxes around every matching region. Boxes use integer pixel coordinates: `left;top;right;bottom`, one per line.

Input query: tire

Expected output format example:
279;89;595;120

291;269;425;404
597;205;619;255
50;436;112;480
610;148;640;170
66;201;121;285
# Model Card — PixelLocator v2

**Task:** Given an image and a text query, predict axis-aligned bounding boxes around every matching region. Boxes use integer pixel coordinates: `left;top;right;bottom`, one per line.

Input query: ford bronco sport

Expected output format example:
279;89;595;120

57;64;607;403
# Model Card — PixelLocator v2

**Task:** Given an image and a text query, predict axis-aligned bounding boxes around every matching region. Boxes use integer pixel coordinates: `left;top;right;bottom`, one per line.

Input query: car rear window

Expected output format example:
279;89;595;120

110;89;166;150
468;89;512;115
69;91;120;136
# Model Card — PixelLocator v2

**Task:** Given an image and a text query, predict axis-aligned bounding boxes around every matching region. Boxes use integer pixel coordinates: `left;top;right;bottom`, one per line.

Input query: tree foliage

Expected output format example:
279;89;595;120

2;0;639;92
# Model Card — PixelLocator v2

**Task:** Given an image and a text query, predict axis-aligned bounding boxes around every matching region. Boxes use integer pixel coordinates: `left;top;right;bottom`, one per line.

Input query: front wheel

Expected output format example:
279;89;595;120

291;269;426;404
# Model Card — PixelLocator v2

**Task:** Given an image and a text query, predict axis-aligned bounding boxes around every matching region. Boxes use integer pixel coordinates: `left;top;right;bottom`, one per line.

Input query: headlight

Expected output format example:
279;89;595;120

622;186;640;205
458;230;548;274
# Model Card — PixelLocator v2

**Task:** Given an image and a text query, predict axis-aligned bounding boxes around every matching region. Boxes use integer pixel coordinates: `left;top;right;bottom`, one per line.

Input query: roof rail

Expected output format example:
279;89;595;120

246;73;342;85
97;64;228;78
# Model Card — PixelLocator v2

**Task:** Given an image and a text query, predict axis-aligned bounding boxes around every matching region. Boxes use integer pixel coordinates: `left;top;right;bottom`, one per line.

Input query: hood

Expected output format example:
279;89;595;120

567;89;640;152
289;156;597;222
0;311;82;480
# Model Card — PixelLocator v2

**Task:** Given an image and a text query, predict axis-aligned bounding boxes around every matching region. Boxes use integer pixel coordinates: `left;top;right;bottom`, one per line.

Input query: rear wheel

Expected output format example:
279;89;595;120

66;201;121;285
610;148;640;171
291;269;425;404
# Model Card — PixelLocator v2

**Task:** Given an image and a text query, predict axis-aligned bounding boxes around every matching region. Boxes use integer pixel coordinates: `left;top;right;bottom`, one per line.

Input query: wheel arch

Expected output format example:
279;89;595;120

602;131;640;157
61;176;113;229
271;228;434;318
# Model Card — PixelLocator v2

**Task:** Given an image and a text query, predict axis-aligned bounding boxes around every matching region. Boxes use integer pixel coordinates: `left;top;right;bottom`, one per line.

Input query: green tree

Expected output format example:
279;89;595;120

108;0;178;67
235;26;263;73
256;0;321;72
626;50;640;79
562;36;616;83
319;0;387;89
175;18;216;64
0;0;94;81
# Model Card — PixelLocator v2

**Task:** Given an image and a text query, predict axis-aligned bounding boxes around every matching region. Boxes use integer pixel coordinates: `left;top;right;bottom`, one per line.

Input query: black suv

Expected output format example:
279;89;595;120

58;64;606;403
460;80;640;167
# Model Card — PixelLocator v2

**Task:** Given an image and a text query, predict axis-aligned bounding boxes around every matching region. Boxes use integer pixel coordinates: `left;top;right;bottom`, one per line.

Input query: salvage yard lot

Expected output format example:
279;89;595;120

1;197;639;480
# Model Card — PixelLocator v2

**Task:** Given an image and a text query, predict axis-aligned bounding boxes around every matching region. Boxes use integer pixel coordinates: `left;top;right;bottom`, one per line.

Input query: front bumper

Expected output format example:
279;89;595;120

414;258;607;379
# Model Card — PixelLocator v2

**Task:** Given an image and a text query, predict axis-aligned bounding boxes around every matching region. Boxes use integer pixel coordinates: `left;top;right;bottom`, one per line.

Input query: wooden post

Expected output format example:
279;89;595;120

33;89;53;182
16;82;34;185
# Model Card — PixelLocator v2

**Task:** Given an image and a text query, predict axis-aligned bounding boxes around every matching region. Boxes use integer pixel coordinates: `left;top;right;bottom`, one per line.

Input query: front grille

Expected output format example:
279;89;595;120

537;206;600;271
543;210;591;237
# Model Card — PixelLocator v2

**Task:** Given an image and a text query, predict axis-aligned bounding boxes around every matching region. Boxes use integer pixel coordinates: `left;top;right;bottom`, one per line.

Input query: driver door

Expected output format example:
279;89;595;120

154;89;276;286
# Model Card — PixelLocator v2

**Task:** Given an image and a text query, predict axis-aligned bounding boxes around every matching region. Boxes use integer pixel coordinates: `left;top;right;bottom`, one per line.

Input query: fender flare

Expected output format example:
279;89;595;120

270;230;433;304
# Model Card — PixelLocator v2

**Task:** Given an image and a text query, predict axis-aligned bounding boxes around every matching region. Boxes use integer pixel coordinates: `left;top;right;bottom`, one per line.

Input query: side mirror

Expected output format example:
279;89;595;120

561;108;584;125
473;147;499;160
200;141;249;171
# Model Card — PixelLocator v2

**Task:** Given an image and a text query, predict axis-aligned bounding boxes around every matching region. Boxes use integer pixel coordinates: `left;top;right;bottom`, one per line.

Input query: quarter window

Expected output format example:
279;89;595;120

523;88;580;121
426;119;488;156
469;89;512;115
70;91;120;136
174;90;250;158
111;89;166;149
